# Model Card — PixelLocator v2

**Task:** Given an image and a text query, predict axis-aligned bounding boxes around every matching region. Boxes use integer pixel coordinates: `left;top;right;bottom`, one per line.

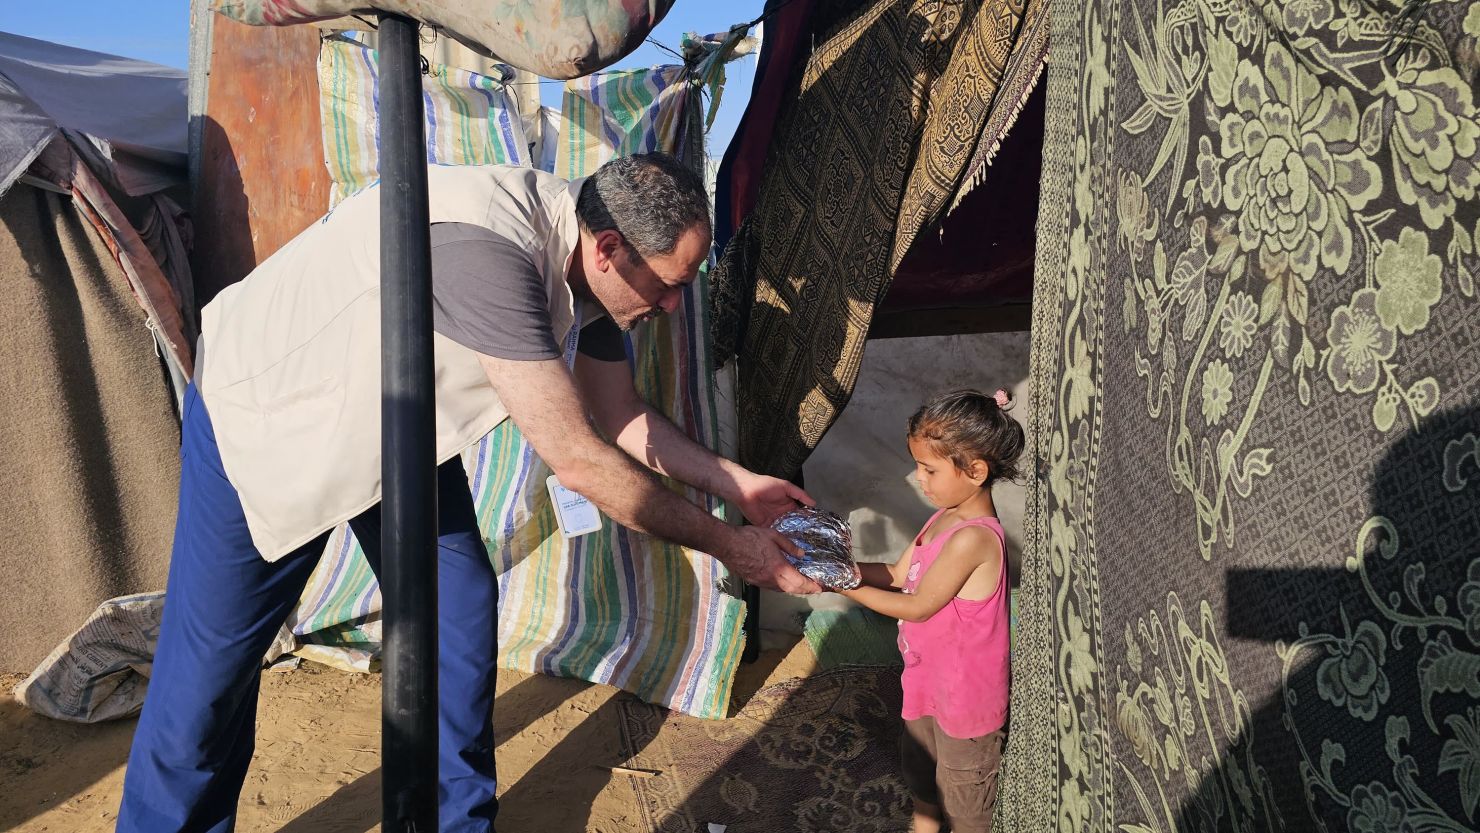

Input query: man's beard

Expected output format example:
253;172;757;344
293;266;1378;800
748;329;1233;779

619;308;663;332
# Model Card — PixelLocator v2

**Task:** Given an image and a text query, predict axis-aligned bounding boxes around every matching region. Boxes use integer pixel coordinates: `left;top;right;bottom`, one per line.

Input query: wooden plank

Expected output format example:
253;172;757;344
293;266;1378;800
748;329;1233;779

866;303;1032;340
192;17;330;306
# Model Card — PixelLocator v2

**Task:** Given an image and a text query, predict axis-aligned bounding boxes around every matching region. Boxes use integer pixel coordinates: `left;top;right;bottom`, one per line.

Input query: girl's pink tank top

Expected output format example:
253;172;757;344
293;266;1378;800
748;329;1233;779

897;510;1011;738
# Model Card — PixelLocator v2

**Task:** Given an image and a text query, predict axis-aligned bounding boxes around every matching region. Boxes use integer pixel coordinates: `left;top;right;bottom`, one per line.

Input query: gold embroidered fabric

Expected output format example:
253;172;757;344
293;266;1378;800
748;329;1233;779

710;0;1049;479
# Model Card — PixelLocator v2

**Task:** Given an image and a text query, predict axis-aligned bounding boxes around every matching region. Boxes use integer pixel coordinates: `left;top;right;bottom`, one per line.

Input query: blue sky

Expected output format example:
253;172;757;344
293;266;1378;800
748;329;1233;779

0;0;767;152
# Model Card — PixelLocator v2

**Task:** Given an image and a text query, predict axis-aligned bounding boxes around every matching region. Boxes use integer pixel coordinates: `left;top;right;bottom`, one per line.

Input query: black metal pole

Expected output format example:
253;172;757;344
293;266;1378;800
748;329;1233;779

378;13;438;832
741;583;760;663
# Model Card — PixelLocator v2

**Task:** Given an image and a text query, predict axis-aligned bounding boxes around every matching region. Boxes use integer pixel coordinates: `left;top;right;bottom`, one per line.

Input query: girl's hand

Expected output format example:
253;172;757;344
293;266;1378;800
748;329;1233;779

730;472;816;527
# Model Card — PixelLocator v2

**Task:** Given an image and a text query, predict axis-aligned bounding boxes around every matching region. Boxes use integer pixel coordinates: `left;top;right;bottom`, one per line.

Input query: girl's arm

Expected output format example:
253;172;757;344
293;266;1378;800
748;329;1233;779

840;526;998;622
855;540;915;590
856;562;899;589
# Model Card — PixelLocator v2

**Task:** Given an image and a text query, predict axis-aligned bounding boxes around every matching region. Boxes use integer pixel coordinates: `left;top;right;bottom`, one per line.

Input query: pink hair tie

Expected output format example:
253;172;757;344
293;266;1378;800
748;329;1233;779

993;389;1010;407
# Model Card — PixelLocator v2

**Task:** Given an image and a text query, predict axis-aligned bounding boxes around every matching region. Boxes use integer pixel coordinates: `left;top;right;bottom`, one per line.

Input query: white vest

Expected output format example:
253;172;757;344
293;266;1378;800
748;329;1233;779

197;165;584;560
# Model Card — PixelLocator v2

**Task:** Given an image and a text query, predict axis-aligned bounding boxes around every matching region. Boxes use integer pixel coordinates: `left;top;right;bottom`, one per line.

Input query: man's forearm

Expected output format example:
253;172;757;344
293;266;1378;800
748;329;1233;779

479;353;742;569
607;404;744;501
563;434;733;555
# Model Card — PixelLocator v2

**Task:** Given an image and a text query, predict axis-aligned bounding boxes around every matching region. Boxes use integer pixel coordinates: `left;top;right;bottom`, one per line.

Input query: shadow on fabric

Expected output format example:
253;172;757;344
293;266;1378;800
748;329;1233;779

1195;402;1480;831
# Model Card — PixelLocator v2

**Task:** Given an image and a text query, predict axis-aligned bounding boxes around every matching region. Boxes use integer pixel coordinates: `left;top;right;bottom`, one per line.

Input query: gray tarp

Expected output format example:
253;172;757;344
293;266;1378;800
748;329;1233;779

0;31;187;197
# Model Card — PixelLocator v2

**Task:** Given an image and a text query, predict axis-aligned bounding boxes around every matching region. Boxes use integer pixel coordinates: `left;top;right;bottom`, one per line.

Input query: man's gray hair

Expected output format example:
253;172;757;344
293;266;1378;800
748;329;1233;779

576;153;711;258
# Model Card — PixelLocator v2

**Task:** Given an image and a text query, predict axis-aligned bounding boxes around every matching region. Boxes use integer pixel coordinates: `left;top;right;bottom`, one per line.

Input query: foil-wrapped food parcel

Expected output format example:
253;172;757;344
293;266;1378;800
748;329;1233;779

770;506;862;590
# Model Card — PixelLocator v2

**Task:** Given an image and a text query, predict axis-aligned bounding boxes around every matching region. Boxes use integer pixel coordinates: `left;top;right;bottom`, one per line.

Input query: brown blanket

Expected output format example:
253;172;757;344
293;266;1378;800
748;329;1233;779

0;183;179;670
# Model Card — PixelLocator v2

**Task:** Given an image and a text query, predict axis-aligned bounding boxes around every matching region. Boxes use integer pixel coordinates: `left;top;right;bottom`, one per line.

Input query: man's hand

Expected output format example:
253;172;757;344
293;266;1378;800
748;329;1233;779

721;526;821;595
731;472;816;527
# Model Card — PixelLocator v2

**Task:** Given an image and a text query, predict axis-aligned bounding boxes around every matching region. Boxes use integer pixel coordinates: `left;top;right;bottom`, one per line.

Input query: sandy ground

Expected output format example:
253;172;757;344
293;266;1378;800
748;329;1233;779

0;632;817;833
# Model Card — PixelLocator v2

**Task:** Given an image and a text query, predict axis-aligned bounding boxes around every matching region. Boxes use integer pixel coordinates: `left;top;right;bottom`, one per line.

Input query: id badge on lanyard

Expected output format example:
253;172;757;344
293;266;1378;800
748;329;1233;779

546;302;604;538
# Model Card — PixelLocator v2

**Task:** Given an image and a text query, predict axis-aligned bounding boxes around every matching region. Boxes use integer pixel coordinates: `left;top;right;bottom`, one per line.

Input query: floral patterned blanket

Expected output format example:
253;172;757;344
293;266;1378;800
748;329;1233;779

1007;1;1480;831
618;667;909;832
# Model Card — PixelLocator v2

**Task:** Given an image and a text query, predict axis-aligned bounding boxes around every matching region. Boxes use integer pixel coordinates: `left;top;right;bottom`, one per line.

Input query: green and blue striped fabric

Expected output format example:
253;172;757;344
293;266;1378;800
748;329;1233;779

288;44;746;718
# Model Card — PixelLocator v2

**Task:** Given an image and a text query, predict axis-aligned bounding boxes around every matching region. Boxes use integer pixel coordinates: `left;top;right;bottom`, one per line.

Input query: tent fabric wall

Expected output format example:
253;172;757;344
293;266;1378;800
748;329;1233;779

495;67;747;719
711;0;819;252
881;78;1045;315
0;37;195;672
554;66;701;180
1007;1;1480;830
317;32;528;205
707;0;1048;482
712;0;1046;323
0;183;181;670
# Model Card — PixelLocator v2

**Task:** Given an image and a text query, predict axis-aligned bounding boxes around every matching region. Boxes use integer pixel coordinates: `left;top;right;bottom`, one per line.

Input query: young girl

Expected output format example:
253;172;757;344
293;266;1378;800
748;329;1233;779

839;388;1023;833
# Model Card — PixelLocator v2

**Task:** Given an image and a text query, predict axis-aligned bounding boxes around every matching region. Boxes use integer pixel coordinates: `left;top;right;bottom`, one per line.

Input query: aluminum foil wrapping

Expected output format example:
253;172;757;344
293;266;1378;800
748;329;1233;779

770;506;862;590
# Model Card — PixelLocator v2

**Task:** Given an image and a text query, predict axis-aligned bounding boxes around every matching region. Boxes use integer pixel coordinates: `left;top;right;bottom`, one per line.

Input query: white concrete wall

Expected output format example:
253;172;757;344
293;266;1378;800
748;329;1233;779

760;330;1031;633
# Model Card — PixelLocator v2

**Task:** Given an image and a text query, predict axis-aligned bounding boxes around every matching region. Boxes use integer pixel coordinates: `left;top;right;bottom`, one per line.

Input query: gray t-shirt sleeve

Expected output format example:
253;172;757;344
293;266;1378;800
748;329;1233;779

430;222;628;363
431;222;560;360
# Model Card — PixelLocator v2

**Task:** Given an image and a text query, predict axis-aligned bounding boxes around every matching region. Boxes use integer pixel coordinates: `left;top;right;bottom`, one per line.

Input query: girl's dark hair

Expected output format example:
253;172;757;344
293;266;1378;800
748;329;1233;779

907;388;1026;486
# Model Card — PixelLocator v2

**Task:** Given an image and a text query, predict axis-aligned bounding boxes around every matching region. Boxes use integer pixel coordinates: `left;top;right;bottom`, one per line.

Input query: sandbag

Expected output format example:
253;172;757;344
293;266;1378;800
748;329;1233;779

14;592;299;723
212;0;675;79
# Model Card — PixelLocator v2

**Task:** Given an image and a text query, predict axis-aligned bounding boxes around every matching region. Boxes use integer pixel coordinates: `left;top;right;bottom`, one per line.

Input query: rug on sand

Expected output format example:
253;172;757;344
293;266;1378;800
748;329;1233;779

617;667;910;832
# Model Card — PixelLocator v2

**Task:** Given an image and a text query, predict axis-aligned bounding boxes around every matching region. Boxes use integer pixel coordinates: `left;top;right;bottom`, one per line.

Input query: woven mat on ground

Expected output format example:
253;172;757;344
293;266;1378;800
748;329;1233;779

618;667;910;832
708;0;1048;479
1007;1;1480;831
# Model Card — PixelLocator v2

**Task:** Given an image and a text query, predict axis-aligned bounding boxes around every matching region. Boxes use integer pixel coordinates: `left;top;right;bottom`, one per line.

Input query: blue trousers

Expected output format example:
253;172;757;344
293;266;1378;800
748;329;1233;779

117;384;499;832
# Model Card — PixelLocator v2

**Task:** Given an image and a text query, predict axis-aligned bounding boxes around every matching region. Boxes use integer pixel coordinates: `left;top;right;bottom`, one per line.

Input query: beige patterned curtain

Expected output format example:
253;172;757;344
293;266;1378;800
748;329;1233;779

1008;1;1480;830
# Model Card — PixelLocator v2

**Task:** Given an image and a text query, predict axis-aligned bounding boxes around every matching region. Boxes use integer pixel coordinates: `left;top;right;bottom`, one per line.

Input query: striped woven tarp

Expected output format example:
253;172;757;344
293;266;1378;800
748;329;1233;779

290;41;746;718
317;32;527;205
490;66;746;718
554;66;697;179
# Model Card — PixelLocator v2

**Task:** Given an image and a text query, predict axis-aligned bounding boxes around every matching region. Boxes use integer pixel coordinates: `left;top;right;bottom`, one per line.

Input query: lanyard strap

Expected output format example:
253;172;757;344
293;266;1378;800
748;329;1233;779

562;301;583;370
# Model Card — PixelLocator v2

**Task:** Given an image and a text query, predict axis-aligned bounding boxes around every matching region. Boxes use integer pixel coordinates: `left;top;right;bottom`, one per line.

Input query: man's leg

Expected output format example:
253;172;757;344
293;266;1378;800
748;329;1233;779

117;385;327;833
352;457;499;832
